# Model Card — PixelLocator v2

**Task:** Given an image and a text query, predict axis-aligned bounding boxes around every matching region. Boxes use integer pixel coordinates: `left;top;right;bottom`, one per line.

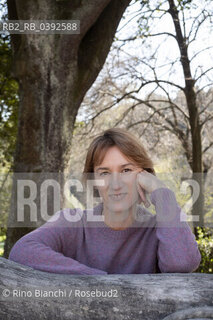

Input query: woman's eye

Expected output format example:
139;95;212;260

99;172;109;176
99;169;132;176
122;168;132;173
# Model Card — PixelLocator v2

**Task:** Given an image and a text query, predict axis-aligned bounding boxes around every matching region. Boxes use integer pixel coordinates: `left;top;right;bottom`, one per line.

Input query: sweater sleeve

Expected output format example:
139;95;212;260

9;209;107;275
150;188;201;273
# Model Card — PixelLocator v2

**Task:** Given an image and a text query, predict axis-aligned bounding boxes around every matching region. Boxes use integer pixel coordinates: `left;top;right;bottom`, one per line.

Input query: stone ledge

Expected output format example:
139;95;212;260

0;257;213;320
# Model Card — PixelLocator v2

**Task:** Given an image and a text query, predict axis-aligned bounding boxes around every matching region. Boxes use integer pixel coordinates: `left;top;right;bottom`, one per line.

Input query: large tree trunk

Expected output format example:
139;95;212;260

168;0;204;238
4;0;131;258
1;257;213;320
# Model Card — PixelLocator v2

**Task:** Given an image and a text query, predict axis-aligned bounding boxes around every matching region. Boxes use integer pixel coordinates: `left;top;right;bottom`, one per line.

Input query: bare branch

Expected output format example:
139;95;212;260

197;83;213;95
200;114;213;127
114;102;141;127
190;46;213;62
147;99;189;121
188;10;212;45
117;31;176;42
198;97;213;116
203;141;213;154
135;79;184;92
195;67;213;83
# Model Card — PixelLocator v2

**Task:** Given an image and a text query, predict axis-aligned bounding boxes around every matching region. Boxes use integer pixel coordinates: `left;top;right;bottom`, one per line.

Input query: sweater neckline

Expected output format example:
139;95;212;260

84;202;154;239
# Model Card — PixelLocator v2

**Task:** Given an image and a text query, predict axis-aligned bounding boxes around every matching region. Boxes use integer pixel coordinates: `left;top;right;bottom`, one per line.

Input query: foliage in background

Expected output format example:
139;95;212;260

196;227;213;273
0;0;18;168
0;1;19;255
0;172;12;256
0;35;19;168
0;234;6;256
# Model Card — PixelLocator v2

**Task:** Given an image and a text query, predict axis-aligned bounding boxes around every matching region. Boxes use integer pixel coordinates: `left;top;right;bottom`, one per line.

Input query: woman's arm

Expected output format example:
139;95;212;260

150;188;201;273
137;171;201;273
9;209;107;275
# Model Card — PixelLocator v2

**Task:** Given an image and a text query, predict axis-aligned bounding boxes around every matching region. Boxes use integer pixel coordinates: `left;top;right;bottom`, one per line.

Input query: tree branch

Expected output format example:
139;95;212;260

117;31;176;42
200;114;213;127
195;67;213;83
203;141;213;154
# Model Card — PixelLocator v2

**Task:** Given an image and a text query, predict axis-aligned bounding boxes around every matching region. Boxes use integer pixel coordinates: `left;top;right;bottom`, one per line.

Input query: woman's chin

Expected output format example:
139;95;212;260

106;200;137;213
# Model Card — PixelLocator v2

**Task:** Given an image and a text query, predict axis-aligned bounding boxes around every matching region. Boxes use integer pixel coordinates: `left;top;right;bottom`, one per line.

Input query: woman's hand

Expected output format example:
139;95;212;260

136;170;166;208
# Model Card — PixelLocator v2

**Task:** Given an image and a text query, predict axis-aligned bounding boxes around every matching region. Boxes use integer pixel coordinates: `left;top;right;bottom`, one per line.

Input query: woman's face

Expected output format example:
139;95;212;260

94;146;142;216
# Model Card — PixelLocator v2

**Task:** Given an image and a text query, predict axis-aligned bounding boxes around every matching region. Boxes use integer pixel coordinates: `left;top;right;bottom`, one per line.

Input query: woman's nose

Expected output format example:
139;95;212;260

109;172;123;189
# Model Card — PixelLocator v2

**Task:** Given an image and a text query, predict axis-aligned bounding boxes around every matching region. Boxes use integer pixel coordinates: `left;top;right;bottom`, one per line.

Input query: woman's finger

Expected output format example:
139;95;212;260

137;184;146;203
136;182;150;208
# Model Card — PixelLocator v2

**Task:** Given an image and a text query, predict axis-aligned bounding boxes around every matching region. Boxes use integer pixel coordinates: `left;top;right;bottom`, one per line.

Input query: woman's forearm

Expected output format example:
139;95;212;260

150;188;201;273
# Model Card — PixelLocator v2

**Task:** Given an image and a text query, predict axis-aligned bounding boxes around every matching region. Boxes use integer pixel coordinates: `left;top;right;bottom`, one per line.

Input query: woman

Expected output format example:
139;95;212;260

9;128;201;274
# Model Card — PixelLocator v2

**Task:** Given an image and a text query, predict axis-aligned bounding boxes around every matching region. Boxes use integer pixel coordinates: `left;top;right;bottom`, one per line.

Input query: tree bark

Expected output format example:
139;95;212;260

168;0;204;237
1;257;213;320
4;0;131;257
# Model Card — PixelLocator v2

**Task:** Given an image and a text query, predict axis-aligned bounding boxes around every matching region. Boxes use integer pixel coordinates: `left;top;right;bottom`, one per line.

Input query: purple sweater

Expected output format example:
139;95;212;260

9;188;201;275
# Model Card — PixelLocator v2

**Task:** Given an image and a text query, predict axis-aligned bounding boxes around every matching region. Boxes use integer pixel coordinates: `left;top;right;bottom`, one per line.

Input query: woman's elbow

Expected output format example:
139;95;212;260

190;249;202;272
183;248;202;272
159;251;202;273
9;237;30;265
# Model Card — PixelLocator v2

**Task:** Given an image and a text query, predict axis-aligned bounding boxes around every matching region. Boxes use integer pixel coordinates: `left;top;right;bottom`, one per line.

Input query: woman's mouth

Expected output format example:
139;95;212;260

109;193;127;201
